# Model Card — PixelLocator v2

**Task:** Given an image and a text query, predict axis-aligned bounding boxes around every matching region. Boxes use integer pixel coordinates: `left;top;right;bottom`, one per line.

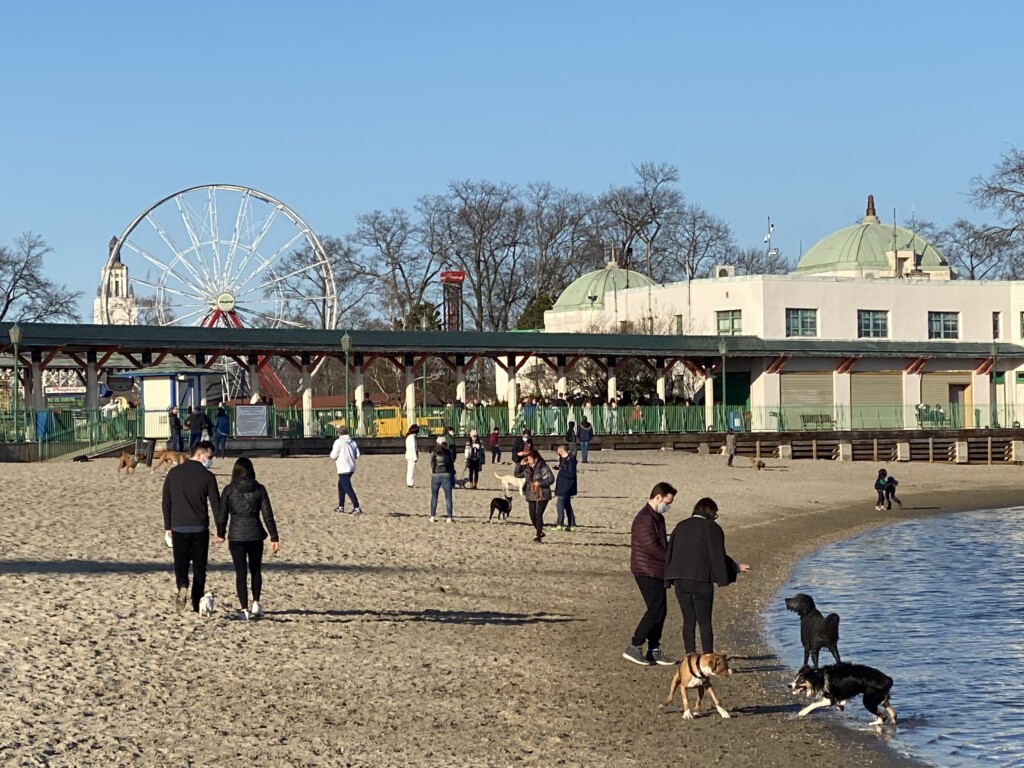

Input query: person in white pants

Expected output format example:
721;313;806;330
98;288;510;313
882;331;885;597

405;424;420;487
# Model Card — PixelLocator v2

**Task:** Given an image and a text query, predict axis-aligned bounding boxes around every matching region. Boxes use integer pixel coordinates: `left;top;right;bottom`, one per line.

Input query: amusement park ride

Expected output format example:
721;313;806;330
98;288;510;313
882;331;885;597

98;184;338;402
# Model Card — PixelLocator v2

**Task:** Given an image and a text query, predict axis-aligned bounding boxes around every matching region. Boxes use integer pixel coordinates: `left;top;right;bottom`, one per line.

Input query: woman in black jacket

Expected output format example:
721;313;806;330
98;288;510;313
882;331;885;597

663;497;749;654
514;449;555;542
215;456;279;620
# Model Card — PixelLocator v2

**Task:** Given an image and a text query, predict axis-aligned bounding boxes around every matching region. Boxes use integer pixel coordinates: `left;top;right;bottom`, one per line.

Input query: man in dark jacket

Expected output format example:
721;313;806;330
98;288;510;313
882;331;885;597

624;482;677;666
664;497;750;655
185;407;204;450
511;428;533;466
553;444;577;531
162;440;221;614
168;406;183;452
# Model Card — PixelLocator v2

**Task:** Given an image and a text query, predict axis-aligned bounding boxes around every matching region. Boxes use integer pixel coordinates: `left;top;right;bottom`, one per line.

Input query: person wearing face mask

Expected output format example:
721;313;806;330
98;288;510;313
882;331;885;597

623;482;677;666
162;440;221;615
663;497;751;655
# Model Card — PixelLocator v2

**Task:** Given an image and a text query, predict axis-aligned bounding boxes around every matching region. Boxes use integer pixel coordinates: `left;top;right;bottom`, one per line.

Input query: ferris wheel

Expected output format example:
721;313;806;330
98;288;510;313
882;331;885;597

101;184;338;399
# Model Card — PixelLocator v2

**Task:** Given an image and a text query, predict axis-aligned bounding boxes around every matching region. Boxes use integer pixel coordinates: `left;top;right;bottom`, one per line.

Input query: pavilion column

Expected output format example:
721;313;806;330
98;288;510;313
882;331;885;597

704;367;715;431
354;359;366;437
971;369;991;428
30;352;44;411
300;354;313;438
85;351;99;412
506;355;518;431
833;369;852;430
404;359;416;427
247;356;260;404
606;357;617;403
902;369;922;429
455;355;467;403
656;361;667;432
556;355;567;397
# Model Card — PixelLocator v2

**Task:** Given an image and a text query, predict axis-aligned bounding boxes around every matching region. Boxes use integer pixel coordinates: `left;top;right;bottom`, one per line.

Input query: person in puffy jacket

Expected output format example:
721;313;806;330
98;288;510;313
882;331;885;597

623;482;676;666
214;456;279;620
329;426;362;515
514;449;555;542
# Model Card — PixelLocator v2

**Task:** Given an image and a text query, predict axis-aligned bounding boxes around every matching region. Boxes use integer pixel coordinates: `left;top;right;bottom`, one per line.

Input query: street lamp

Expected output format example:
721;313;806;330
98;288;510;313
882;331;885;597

341;331;351;433
420;316;428;421
991;341;999;429
8;323;21;438
717;338;728;431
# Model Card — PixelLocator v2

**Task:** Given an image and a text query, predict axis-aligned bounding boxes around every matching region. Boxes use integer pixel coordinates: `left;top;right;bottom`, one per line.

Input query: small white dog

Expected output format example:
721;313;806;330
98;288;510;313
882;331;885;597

493;471;526;496
198;592;215;618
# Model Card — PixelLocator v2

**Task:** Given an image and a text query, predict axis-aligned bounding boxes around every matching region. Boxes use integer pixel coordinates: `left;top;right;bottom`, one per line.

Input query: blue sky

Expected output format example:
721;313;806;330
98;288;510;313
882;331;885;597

2;1;1021;319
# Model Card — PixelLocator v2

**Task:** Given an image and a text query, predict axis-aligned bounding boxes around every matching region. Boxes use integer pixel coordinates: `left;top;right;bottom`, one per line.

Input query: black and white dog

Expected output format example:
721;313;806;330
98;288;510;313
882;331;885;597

488;495;512;522
784;592;841;668
792;663;897;726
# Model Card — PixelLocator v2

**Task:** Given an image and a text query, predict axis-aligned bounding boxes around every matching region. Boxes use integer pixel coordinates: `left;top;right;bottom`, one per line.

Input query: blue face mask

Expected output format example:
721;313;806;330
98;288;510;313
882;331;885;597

203;458;213;469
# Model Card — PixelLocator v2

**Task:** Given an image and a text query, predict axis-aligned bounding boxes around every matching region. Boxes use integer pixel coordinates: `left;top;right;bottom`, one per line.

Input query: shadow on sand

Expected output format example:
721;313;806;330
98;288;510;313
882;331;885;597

0;559;403;576
267;607;579;626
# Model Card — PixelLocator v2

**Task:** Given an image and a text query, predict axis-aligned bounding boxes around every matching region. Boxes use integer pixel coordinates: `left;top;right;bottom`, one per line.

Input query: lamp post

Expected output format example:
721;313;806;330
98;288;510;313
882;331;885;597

717;338;728;431
341;331;351;432
8;322;21;438
991;342;999;429
420;316;428;419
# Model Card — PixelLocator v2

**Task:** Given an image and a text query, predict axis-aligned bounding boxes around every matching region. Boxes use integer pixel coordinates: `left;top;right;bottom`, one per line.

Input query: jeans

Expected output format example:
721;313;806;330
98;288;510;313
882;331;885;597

406;459;416;487
876;490;886;507
674;579;715;654
580;441;590;463
228;539;264;609
214;434;227;458
171;530;209;611
171;433;184;452
189;431;203;450
555;494;575;527
528;498;549;538
430;473;453;518
632;575;668;649
337;473;360;510
491;445;501;464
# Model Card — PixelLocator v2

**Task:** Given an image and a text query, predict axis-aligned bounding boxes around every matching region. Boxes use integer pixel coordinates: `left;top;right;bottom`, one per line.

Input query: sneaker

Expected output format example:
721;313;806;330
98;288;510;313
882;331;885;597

175;587;188;614
552;524;564;531
334;506;344;513
647;648;676;666
429;516;437;523
238;609;251;621
563;526;573;532
622;645;654;666
251;601;264;618
351;508;363;516
445;517;454;523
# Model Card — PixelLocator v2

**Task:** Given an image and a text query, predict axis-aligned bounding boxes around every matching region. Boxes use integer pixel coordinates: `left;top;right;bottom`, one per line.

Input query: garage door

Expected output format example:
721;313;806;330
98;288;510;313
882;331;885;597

921;373;972;428
850;373;903;429
780;372;833;430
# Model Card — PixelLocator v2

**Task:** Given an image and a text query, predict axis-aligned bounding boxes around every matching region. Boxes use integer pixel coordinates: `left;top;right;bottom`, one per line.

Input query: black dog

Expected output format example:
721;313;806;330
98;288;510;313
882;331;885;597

792;663;897;725
784;593;840;668
488;495;512;522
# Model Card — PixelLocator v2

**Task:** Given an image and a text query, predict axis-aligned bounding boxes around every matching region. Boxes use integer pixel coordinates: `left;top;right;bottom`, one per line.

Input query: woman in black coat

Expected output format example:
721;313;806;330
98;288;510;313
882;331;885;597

514;449;555;542
215;456;279;620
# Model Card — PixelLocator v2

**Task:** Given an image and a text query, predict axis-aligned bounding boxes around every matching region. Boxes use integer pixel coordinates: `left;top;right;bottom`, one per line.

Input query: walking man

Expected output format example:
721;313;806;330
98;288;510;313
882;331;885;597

162;440;221;614
553;443;577;531
624;482;677;666
330;426;362;515
168;405;183;452
185;407;204;450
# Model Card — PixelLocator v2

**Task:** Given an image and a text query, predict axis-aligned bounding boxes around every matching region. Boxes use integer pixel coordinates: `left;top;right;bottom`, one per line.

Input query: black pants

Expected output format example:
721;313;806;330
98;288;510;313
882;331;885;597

674;579;715;654
528;499;549;538
172;531;209;611
491;445;501;463
229;539;264;609
468;461;481;487
631;575;667;649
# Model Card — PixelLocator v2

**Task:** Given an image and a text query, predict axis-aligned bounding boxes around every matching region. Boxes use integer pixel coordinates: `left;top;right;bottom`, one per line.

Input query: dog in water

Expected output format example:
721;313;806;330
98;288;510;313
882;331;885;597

792;662;897;726
488;494;512;522
493;471;526;496
662;652;733;720
198;592;215;618
785;592;841;668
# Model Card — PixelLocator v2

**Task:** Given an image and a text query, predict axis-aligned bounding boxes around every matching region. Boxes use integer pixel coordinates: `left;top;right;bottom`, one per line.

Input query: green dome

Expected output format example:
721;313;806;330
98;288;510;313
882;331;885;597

550;260;655;312
794;196;948;275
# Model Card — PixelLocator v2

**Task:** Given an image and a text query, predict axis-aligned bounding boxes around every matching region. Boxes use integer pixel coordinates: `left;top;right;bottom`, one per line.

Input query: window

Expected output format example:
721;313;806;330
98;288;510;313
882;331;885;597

785;308;818;337
857;310;888;339
716;309;742;335
928;311;959;340
993;311;1002;340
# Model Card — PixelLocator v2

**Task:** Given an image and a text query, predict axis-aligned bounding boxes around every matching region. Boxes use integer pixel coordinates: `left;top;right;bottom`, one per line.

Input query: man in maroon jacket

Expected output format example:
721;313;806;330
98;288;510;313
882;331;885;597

623;482;677;666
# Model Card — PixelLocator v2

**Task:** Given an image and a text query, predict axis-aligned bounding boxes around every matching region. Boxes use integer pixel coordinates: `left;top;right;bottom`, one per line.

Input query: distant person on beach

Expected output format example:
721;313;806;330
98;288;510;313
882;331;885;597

577;419;593;463
330;426;362;515
664;497;750;655
874;469;888;510
186;407;204;450
213;407;230;459
464;430;485;489
168;406;183;452
875;468;901;510
725;428;737;467
489;426;502;464
565;421;578;458
514;449;555;542
430;436;455;522
553;443;577;531
404;424;420;487
512;428;533;466
623;482;676;666
162;440;221;615
215;456;279;620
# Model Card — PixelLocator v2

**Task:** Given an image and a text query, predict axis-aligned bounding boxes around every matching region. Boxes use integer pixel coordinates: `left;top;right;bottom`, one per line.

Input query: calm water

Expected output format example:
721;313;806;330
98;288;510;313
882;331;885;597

765;507;1024;768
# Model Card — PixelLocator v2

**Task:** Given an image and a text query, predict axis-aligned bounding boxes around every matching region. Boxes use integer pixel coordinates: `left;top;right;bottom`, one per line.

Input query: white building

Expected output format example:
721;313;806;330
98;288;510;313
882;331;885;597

93;237;138;325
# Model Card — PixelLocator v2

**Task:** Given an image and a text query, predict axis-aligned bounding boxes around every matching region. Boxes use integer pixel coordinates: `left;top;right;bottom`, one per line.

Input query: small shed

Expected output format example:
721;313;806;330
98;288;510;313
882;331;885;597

132;364;222;438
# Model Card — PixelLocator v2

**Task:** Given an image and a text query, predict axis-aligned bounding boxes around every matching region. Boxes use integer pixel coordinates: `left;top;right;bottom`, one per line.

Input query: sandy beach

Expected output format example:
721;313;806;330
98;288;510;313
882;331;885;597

1;448;1022;767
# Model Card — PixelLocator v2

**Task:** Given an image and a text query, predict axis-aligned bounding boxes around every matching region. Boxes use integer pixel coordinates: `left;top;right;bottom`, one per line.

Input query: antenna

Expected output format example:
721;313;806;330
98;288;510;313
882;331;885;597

764;216;775;255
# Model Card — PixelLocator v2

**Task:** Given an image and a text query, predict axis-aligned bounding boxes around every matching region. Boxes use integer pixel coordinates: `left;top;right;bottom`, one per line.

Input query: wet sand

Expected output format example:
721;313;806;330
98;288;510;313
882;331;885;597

1;450;1021;767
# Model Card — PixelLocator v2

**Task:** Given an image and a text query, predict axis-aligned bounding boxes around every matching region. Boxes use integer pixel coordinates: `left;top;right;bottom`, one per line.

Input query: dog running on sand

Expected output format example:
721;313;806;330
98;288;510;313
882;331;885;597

662;652;733;720
198;592;215;618
784;592;841;668
150;449;186;474
792;662;897;726
116;451;146;479
493;471;526;496
488;494;512;522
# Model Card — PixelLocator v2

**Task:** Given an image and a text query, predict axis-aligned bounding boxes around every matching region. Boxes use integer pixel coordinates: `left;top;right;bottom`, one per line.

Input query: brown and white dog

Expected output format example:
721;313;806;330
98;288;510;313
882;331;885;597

750;457;767;470
116;451;146;479
662;652;733;720
150;449;186;473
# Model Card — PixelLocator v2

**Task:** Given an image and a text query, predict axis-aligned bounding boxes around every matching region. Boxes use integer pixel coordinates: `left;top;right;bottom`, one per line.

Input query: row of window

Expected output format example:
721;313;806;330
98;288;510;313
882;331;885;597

714;309;1012;340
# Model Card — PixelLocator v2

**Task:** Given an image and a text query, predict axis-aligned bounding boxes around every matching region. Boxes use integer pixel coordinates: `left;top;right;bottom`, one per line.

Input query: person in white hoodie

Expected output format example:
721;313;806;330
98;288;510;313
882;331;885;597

404;424;420;487
329;426;362;515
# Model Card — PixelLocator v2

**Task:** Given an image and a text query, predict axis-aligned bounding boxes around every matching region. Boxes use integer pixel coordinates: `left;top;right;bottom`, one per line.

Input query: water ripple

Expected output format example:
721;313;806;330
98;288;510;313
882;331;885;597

766;507;1024;768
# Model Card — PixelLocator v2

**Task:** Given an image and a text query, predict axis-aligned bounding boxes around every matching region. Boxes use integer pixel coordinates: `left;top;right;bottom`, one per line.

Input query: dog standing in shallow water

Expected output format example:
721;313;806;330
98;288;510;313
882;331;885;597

662;652;733;720
785;592;841;668
792;662;897;725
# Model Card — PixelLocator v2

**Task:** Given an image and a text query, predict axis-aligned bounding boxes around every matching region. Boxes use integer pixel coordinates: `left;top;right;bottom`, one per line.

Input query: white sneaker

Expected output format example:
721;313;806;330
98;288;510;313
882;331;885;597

251;601;264;618
429;516;437;523
445;517;454;523
238;609;251;621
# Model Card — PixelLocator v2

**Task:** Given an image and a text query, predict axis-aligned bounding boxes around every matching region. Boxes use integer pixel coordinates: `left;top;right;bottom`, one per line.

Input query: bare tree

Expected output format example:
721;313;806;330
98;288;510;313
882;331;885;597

273;235;367;328
632;162;685;282
526;182;594;298
931;218;1019;280
729;245;792;276
971;147;1024;241
665;204;735;280
0;233;81;322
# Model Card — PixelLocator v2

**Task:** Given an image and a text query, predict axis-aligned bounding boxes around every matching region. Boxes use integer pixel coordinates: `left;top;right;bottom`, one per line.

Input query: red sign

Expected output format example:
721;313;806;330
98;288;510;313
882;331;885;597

440;270;466;284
